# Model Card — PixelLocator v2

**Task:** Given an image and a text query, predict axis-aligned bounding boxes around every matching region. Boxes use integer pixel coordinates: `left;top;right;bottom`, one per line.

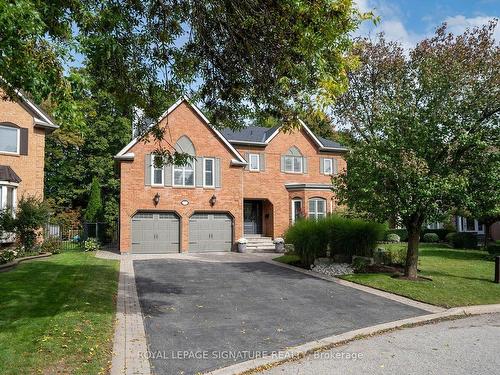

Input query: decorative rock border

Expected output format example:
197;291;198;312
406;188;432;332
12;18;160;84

0;252;52;272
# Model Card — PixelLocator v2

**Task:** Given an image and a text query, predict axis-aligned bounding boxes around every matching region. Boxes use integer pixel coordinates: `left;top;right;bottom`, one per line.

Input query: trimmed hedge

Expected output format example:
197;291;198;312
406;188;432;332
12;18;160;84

450;232;478;249
385;229;408;242
385;228;455;242
422;233;439;243
421;228;454;241
284;215;386;266
385;233;401;243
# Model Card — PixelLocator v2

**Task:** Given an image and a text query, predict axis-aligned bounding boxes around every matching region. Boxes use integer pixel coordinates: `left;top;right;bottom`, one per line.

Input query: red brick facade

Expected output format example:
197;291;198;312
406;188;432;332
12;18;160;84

117;100;346;253
0;96;54;204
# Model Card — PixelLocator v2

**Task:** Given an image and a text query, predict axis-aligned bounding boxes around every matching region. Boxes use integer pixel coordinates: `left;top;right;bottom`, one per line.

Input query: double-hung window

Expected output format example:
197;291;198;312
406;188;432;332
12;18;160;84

0;185;16;212
203;158;215;187
308;198;326;220
284;155;303;173
0;125;19;154
151;155;164;185
173;160;195;187
323;159;333;174
249;154;260;171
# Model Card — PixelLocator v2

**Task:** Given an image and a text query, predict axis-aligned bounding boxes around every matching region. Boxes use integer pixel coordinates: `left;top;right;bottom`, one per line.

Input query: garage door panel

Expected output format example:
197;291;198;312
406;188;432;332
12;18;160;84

131;212;180;253
189;213;232;252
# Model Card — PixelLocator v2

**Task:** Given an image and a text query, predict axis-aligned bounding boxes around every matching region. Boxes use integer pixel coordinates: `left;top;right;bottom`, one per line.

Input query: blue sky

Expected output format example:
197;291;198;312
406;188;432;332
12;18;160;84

356;0;500;48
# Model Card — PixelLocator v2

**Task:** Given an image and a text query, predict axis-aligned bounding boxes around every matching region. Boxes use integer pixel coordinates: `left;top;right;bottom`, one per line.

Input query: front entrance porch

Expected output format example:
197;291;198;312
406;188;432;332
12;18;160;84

243;199;273;237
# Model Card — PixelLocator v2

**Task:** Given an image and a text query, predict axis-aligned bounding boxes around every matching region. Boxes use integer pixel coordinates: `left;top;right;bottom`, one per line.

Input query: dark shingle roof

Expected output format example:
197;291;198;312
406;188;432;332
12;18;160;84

221;125;347;150
317;135;346;150
0;165;22;183
221;126;279;143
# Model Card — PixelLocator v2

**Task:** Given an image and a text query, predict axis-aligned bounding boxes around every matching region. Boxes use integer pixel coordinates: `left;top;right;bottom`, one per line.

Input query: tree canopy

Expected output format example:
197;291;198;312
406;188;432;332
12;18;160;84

1;0;371;221
333;22;500;278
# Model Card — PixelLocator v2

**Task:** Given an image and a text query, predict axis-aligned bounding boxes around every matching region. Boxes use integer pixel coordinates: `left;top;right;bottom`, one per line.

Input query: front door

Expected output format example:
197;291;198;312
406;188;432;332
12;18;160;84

244;201;262;235
291;199;303;224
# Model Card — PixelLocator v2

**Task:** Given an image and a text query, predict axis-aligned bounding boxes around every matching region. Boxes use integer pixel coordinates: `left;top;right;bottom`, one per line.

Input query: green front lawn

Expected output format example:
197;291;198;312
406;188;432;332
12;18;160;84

0;250;119;375
341;244;500;308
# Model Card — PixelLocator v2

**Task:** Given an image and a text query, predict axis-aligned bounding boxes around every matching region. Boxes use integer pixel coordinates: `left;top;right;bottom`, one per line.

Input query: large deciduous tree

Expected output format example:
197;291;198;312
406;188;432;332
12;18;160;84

1;0;370;220
333;22;500;279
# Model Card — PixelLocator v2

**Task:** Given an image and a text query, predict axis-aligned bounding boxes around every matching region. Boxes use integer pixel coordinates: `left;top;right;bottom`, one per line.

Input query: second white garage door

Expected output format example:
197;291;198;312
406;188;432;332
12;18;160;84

189;213;232;252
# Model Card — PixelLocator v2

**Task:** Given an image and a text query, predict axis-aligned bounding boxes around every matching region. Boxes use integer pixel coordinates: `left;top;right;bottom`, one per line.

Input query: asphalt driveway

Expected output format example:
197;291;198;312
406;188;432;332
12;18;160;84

134;259;427;375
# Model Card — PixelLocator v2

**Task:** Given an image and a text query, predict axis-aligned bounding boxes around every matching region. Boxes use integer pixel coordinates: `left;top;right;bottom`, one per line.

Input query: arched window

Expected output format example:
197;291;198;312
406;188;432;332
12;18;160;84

308;198;326;220
173;136;195;186
174;135;196;155
282;146;304;173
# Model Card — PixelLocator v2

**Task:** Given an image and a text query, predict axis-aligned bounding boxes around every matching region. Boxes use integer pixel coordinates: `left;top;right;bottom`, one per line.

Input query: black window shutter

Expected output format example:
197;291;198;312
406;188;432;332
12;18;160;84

20;128;28;155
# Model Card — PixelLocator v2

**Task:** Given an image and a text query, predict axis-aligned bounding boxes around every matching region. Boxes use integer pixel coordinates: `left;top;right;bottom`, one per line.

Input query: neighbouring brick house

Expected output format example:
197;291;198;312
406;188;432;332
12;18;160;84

0;90;58;242
116;97;347;253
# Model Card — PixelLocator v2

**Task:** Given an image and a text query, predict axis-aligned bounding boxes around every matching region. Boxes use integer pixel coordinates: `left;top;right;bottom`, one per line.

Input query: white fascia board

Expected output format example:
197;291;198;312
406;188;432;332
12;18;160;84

114;153;135;161
15;90;58;128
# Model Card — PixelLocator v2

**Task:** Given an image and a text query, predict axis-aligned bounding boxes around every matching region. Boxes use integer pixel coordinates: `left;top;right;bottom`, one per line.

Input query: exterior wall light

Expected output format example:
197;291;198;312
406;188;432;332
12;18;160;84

153;193;160;206
209;195;217;206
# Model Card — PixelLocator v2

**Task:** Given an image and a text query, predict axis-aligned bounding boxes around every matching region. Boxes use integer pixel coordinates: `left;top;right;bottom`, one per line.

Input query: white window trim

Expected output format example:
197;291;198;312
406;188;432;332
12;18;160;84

323;158;333;175
0;125;20;155
203;157;215;188
458;216;484;234
0;183;17;211
150;154;164;186
291;199;302;224
172;160;195;187
308;198;326;220
284;155;303;174
249;153;260;171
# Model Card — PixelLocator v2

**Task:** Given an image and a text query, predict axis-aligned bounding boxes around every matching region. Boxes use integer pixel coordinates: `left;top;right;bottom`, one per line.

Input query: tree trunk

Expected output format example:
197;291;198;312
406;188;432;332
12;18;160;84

405;218;423;280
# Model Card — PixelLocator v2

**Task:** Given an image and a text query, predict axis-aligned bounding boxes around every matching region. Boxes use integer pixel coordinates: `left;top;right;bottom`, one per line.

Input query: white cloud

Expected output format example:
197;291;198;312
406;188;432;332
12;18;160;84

354;1;499;49
443;15;500;42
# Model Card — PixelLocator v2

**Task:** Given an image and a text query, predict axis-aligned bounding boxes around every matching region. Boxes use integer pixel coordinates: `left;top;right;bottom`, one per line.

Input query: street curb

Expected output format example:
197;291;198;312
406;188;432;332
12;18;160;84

208;304;500;375
265;259;445;313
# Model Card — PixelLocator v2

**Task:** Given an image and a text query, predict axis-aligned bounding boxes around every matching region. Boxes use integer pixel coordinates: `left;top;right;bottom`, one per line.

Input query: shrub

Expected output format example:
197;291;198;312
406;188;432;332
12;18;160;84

284;216;385;266
0;196;49;251
373;247;391;265
0;249;17;264
389;246;407;266
385;233;401;243
328;215;386;258
450;232;478;249
421;229;454;241
486;243;500;255
284;219;329;266
83;238;100;252
445;232;456;243
422;233;439;243
352;256;371;273
40;237;62;254
385;229;408;241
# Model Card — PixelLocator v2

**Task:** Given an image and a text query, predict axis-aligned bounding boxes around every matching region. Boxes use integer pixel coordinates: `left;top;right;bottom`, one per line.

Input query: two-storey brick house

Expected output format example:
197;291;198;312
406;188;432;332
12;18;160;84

116;97;346;253
0;90;58;242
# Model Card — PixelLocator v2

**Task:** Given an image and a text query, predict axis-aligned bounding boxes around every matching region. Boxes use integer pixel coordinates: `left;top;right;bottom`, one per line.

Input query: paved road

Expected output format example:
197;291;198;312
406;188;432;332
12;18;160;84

133;259;427;375
263;313;500;375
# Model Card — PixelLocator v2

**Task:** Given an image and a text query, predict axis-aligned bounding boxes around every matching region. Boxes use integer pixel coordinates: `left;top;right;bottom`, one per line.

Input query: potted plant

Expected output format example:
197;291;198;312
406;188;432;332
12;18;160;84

237;238;248;253
273;237;285;253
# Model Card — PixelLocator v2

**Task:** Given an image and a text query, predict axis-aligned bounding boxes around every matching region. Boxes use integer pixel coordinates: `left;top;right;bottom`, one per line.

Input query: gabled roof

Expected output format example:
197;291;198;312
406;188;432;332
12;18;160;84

1;85;59;132
115;96;247;165
221;120;347;152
